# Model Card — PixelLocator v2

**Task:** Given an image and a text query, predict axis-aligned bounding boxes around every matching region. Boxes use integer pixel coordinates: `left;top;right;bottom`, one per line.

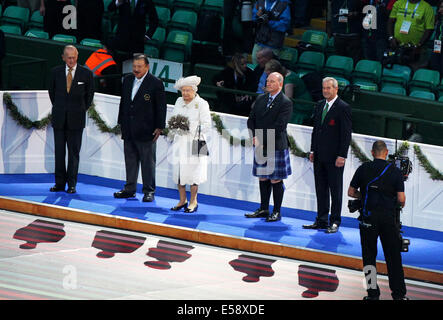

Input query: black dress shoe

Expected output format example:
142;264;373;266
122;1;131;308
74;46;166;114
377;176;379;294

326;223;339;233
266;211;281;222
171;202;188;211
363;296;380;301
114;190;136;198
142;193;155;202
184;204;198;213
245;209;269;218
302;222;329;229
66;187;76;194
50;185;65;192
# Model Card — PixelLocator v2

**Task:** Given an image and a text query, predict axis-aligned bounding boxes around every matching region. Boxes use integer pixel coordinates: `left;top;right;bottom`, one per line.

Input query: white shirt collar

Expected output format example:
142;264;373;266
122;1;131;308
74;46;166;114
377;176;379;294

134;71;148;84
66;64;77;72
326;95;338;110
269;90;281;100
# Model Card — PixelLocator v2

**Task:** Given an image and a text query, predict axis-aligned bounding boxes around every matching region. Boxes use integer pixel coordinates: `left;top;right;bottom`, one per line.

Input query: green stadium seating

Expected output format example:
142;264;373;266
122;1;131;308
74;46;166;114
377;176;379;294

296;51;324;77
52;34;77;44
162;30;193;62
409;68;440;92
301;30;328;52
381;83;407;96
410;90;436;101
173;0;203;12
278;46;298;71
153;0;174;9
28;10;43;30
323;55;354;88
382;64;411;87
146;26;166;49
1;6;29;30
200;0;223;13
0;24;22;35
25;29;49;39
352;59;382;83
353;79;378;91
193;63;224;100
144;44;160;58
80;38;102;48
167;9;198;34
154;6;171;28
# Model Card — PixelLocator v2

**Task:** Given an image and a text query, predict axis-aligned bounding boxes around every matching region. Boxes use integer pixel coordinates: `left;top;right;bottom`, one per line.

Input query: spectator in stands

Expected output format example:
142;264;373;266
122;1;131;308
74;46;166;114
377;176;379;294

76;0;104;42
429;0;443;74
107;0;158;56
84;43;119;94
18;0;41;13
361;0;391;62
213;53;257;116
252;47;275;88
41;0;72;39
257;59;286;93
329;0;364;62
283;70;313;124
388;0;435;71
251;0;291;64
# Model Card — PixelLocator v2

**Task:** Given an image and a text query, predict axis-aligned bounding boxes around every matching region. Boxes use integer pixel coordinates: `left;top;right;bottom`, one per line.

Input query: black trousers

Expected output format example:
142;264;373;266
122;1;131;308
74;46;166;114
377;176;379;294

123;139;156;195
359;211;407;299
53;128;83;188
313;160;344;226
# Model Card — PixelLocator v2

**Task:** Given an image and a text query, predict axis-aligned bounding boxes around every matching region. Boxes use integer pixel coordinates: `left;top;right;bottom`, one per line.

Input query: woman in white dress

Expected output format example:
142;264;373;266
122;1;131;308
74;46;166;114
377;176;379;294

170;76;211;213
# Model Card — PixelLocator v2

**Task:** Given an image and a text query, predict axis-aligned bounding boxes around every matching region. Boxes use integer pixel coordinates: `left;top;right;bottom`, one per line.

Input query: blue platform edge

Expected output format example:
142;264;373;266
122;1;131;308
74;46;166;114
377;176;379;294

1;173;442;272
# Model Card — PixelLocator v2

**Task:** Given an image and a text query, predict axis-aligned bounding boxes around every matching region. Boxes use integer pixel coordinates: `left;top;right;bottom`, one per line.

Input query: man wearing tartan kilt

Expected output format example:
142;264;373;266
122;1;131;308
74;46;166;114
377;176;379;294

245;72;293;222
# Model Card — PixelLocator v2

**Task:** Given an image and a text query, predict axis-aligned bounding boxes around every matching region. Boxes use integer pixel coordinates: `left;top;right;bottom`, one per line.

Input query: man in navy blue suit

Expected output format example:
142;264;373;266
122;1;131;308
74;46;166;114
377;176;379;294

303;77;352;233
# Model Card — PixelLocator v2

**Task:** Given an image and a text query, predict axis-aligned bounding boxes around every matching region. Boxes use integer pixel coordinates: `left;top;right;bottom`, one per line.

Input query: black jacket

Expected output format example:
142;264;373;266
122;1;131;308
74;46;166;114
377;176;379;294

247;91;293;151
310;97;352;162
118;72;167;141
48;65;94;130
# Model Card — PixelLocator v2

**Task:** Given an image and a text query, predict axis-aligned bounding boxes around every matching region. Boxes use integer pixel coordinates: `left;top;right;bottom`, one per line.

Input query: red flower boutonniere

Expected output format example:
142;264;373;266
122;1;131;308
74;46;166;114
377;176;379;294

328;119;336;126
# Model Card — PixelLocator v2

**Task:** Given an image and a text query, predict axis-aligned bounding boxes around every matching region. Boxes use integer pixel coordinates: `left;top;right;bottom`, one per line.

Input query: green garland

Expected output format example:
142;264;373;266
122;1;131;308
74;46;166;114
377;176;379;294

413;144;443;180
3;92;442;180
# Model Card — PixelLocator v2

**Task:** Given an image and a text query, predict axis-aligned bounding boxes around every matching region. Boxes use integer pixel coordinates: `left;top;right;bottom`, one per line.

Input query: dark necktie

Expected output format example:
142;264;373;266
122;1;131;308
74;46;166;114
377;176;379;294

267;96;273;108
321;102;329;123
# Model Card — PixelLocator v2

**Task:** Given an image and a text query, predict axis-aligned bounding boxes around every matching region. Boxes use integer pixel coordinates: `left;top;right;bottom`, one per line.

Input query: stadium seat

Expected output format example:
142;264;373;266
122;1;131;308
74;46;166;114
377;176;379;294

438;95;443;102
381;83;407;96
25;29;49;39
154;6;171;28
278;46;298;71
323;55;354;88
382;64;411;87
410;90;436;101
144;44;160;58
173;0;203;12
301;30;328;52
352;59;382;83
296;51;324;77
28;10;44;30
353;79;378;91
409;68;440;92
167;9;198;34
52;34;77;44
0;24;22;35
80;38;102;48
162;30;193;62
1;6;30;30
153;0;174;9
146;26;166;49
200;0;223;13
193;63;224;99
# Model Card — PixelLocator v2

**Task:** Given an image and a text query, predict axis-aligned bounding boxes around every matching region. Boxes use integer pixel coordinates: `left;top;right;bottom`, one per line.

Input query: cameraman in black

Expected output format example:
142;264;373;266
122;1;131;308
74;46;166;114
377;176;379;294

348;140;408;300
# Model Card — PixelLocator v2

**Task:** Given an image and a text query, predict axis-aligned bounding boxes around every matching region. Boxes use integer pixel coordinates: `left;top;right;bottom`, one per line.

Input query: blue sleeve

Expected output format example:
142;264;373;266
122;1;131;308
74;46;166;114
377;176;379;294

268;0;291;33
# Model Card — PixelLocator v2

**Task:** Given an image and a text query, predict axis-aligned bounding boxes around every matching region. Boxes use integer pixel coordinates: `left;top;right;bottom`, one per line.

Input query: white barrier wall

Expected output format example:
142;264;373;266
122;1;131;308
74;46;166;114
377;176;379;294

1;91;443;231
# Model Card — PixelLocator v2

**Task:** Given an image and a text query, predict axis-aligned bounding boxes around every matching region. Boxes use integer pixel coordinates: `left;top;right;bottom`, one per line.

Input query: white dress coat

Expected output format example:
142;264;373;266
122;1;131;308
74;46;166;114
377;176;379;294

170;94;211;185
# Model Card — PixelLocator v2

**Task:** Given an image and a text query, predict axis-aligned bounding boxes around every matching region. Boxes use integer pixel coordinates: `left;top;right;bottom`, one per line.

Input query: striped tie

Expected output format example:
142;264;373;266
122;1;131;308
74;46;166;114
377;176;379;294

321;102;329;123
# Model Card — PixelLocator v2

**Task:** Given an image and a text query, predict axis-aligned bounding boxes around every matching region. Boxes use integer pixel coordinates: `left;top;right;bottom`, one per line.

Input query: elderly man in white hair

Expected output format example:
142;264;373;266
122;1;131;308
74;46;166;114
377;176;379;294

246;72;293;222
169;75;212;213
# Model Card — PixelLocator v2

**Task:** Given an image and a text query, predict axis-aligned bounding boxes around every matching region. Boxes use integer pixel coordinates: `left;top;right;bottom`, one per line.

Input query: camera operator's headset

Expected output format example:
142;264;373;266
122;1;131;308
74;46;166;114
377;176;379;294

361;163;393;219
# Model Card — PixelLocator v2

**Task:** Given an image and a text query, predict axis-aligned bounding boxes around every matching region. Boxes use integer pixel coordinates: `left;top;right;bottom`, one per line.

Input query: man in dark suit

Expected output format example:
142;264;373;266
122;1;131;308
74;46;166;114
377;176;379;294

114;54;166;202
303;77;352;233
107;0;158;55
48;45;94;194
245;72;293;222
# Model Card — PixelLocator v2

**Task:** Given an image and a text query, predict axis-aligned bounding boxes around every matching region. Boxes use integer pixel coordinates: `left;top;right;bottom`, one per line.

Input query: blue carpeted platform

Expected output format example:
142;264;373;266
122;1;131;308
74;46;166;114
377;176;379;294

0;173;442;272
